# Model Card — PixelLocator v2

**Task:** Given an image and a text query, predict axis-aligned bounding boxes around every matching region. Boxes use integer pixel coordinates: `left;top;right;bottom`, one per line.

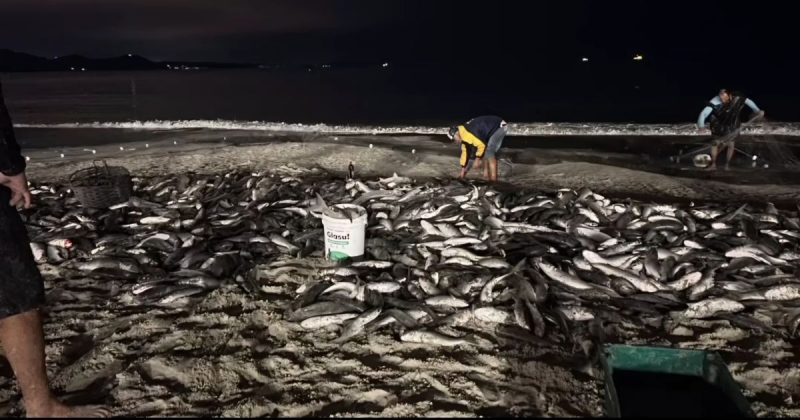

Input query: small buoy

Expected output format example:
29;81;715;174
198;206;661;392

693;154;711;168
145;144;149;148
119;146;124;151
25;156;30;161
60;153;64;158
369;144;373;149
173;140;177;145
92;149;96;154
412;149;416;154
334;136;339;141
764;163;769;169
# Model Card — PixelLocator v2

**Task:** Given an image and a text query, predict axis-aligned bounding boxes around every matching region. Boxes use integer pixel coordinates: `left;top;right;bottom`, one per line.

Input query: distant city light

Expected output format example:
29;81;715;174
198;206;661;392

81;67;86;71
128;53;132;57
382;62;389;68
581;57;589;62
70;67;75;71
633;54;644;61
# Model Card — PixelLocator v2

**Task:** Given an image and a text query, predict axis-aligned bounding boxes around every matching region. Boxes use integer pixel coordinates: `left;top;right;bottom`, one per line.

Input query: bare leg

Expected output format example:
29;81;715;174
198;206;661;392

490;158;499;182
724;141;735;171
0;310;109;418
707;144;719;170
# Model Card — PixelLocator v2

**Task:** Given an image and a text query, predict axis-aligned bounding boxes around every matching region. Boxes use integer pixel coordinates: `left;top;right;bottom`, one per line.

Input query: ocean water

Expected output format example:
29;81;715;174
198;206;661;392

2;67;798;127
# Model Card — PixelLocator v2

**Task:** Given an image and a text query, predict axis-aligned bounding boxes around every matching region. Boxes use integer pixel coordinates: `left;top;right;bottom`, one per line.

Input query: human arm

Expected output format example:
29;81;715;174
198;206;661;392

697;106;713;129
0;172;32;209
744;98;765;121
0;82;26;177
744;98;760;113
459;144;471;179
0;82;31;208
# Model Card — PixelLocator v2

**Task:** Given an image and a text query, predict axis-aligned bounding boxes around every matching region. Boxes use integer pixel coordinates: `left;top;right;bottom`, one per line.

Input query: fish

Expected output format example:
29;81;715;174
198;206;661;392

332;307;383;343
425;295;470;309
537;260;595;291
24;167;800;348
399;330;478;346
473;306;515;324
681;298;745;319
286;300;366;322
666;271;703;291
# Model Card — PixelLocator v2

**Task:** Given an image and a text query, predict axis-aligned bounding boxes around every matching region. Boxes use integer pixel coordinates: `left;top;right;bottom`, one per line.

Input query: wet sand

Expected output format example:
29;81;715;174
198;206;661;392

19;129;800;207
1;130;799;417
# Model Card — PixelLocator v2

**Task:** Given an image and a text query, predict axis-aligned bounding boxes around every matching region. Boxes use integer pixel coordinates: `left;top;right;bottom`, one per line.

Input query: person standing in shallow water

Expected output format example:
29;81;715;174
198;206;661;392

697;88;765;171
447;115;508;182
0;80;110;418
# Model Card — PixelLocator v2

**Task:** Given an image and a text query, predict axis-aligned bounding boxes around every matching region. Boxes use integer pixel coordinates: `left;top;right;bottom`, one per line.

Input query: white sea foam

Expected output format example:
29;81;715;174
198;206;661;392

15;120;800;136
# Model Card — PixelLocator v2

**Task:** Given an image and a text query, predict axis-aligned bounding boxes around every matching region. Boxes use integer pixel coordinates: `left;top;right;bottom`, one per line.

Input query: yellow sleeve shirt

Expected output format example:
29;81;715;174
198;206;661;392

457;125;487;167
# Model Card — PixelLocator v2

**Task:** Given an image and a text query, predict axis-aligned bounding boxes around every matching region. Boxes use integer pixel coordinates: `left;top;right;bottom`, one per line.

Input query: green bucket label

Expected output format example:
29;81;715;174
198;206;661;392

329;251;350;262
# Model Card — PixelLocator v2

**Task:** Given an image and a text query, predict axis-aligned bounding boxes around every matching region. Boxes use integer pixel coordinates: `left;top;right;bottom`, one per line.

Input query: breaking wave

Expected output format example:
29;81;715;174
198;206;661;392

15;120;800;136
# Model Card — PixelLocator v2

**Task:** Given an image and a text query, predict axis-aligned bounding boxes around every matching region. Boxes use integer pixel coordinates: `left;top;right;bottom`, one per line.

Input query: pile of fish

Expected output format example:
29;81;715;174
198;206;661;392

274;174;800;347
23;165;333;305
21;164;800;350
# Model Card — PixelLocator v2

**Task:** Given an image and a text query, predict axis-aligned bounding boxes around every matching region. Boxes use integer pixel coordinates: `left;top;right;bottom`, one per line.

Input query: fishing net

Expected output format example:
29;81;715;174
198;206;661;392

738;120;800;169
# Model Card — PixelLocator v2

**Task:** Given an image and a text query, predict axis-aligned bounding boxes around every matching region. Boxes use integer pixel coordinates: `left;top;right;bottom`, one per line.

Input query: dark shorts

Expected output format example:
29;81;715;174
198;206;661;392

0;187;45;320
711;130;739;147
484;125;508;159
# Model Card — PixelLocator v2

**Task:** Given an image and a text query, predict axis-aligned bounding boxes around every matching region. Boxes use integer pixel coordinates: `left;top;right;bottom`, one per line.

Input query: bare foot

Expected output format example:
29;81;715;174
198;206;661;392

27;400;111;418
705;165;717;171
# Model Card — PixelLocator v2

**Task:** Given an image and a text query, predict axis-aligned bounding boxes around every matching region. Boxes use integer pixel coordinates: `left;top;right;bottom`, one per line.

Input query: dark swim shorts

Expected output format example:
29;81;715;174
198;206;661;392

711;130;740;147
0;187;45;320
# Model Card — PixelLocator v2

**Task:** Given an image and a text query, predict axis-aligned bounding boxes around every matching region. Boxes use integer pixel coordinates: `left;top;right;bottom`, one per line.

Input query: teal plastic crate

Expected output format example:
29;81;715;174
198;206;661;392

602;344;755;418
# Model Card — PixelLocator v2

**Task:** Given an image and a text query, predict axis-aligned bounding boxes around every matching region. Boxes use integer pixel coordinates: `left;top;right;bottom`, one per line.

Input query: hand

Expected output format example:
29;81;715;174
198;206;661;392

0;172;32;209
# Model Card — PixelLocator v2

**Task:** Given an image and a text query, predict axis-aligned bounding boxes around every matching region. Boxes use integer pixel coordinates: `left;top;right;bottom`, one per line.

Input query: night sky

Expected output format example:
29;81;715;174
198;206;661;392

3;1;799;123
2;0;796;66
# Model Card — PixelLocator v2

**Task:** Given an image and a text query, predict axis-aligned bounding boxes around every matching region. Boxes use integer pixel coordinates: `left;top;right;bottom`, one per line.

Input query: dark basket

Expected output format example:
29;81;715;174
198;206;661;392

68;161;132;208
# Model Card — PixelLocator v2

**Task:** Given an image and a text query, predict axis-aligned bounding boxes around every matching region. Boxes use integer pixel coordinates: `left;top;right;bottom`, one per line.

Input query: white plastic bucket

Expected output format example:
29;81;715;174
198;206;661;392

321;204;368;262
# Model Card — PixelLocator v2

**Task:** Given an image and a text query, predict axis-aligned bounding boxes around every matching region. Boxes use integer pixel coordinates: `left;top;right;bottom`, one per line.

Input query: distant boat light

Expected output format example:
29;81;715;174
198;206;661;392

382;62;389;68
581;57;589;62
633;54;644;61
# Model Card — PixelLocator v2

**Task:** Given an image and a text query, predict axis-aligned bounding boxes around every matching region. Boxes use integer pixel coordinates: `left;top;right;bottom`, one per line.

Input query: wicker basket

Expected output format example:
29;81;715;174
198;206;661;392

69;161;132;208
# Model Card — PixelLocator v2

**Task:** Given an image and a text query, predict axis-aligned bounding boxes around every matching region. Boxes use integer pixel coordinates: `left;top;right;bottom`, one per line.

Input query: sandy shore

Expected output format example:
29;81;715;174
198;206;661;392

21;130;800;207
1;131;798;417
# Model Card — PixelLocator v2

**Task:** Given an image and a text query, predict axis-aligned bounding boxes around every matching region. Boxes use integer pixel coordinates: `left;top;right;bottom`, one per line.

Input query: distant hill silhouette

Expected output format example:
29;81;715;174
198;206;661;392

0;49;257;72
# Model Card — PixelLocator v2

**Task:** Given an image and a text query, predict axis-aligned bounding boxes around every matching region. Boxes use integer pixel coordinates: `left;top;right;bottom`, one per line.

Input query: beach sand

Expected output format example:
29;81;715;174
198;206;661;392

1;130;798;417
